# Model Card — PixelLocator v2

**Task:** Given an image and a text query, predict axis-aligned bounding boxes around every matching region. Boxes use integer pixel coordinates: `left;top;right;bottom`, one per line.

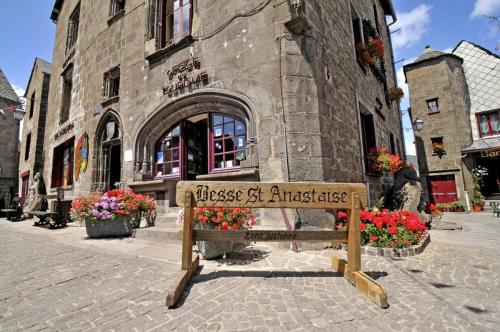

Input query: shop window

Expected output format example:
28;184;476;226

149;0;192;50
24;133;31;161
110;0;125;17
427;98;439;114
29;91;35;119
51;138;75;188
478;111;500;138
154;113;247;179
360;110;376;173
60;64;73;124
66;3;80;55
102;67;120;100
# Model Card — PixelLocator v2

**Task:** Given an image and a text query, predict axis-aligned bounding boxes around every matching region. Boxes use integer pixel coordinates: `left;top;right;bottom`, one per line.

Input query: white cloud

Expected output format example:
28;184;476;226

471;0;500;17
12;84;26;141
442;47;454;53
12;84;25;98
392;4;432;49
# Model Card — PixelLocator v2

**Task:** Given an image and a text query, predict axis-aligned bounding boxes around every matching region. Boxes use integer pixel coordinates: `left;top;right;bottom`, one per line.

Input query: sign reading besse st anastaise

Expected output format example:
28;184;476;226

162;57;209;97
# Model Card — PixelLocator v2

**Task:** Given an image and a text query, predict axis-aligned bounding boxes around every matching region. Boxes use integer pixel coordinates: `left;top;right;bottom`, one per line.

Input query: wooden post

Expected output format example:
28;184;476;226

347;193;361;276
182;192;194;270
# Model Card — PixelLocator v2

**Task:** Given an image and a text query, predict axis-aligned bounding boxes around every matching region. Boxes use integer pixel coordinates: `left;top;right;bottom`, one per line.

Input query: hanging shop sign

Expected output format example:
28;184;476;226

54;122;75;140
480;149;500;158
74;133;89;181
162;57;209;97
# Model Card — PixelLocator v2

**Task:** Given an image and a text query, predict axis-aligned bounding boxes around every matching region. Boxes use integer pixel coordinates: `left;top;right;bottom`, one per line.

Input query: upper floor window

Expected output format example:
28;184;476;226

110;0;125;17
351;3;363;62
29;91;35;119
103;67;120;100
66;3;81;55
148;0;193;50
427;98;439;114
478;111;500;138
25;133;31;161
359;103;376;173
60;64;74;124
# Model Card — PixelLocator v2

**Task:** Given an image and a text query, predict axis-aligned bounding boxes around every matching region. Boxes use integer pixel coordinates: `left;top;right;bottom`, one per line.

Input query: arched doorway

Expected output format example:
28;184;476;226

94;112;122;192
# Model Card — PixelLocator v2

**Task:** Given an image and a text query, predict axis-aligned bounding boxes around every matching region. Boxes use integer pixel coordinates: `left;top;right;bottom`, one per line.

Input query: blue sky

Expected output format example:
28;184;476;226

0;1;499;154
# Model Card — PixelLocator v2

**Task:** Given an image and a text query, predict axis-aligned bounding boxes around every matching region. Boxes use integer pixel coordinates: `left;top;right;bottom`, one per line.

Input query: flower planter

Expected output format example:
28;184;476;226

85;216;133;238
472;205;483;212
195;223;247;259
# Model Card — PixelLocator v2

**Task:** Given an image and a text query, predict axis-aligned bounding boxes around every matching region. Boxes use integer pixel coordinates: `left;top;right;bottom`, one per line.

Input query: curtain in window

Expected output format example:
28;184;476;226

491;113;500;134
480;115;489;135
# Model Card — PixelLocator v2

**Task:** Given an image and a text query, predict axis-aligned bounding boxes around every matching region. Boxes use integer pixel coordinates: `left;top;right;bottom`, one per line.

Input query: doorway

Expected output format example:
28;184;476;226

427;175;458;203
480;158;500;199
109;144;122;189
184;114;208;180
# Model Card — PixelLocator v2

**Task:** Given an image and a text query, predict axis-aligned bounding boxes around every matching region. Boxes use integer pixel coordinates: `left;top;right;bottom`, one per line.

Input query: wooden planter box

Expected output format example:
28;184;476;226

85;216;133;238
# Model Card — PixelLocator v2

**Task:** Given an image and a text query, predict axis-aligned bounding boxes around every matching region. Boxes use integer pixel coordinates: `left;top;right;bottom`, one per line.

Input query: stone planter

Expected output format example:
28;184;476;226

340;233;430;258
85;216;133;238
195;223;247;259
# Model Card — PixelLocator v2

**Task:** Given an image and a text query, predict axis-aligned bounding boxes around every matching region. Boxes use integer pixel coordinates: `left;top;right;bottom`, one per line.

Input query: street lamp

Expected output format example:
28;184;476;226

13;107;26;121
412;118;424;133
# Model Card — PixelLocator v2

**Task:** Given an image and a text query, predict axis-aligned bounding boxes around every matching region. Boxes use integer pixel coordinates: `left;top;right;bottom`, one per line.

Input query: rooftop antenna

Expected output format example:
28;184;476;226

481;15;500;53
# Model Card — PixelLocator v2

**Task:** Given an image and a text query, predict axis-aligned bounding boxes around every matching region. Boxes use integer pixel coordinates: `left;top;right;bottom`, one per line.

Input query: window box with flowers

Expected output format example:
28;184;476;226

177;207;256;259
386;86;405;103
432;142;446;157
367;147;405;175
71;189;156;238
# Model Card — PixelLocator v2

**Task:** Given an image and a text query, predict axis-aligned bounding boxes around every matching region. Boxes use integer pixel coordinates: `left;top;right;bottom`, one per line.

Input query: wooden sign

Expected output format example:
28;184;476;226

166;181;388;309
176;182;368;209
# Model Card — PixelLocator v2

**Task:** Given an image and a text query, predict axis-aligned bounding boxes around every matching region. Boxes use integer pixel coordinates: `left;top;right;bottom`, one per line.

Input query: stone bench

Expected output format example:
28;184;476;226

28;211;64;228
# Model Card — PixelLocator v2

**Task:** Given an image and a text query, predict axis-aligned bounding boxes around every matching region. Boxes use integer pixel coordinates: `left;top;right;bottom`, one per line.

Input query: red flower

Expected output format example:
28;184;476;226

359;223;367;231
370;235;378;242
388;226;398;235
338;212;348;219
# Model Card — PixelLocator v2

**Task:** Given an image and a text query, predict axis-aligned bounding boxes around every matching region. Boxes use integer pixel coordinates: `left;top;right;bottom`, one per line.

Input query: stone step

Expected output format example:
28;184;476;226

134;227;181;243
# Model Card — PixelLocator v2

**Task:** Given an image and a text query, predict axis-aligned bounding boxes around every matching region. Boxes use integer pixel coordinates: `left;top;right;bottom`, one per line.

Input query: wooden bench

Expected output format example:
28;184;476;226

29;211;58;227
490;202;500;217
29;188;71;229
1;198;24;221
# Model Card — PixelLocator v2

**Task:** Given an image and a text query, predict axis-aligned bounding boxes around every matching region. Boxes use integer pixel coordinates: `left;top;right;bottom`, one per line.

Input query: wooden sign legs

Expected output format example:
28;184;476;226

331;193;389;308
166;192;200;307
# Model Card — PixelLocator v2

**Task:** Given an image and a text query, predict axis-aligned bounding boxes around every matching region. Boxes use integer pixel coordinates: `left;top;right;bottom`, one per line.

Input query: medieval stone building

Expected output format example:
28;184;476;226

42;0;403;227
405;41;499;204
0;68;21;209
19;58;52;201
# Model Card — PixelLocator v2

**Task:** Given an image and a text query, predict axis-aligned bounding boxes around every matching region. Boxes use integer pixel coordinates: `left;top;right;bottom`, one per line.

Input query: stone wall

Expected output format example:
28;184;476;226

44;0;403;226
0;96;20;208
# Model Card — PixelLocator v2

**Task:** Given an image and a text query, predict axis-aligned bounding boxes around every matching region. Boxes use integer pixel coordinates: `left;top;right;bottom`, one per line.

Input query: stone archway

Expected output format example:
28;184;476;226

133;90;258;180
93;111;123;192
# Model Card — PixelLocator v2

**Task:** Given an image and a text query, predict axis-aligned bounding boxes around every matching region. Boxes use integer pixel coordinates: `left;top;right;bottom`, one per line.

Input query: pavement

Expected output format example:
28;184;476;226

0;212;499;331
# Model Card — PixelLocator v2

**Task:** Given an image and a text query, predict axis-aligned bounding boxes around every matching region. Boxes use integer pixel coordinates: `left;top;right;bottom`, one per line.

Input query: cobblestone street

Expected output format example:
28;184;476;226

1;213;499;331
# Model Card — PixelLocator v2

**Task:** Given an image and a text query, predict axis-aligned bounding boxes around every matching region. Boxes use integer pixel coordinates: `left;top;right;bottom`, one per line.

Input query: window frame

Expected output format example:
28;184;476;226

29;91;35;119
477;110;500;138
65;3;81;56
102;67;120;101
153;113;248;180
427;98;439;114
60;64;74;124
350;2;364;67
24;133;31;161
151;0;193;51
431;136;444;156
109;0;125;17
51;137;75;188
358;101;377;174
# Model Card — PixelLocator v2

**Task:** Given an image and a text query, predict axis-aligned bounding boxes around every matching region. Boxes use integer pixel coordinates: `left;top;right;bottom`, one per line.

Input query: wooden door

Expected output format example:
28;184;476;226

428;175;458;203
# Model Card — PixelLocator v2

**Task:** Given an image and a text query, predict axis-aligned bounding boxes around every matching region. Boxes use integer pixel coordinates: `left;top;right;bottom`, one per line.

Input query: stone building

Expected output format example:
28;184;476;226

43;0;403;227
0;68;21;209
18;58;52;201
405;42;499;204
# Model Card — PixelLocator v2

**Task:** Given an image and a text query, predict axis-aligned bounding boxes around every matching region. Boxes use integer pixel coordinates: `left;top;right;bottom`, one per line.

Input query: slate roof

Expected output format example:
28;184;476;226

404;46;463;76
453;41;500;114
0;68;20;103
463;137;500;153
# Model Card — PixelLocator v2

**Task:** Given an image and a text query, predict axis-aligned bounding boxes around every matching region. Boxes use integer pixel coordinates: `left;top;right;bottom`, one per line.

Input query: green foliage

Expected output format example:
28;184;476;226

372;197;385;210
471;174;484;205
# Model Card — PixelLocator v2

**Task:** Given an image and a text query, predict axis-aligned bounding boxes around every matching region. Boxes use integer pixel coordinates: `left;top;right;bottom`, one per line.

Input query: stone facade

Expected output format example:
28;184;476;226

405;43;500;203
18;58;52;199
43;0;403;227
0;69;21;209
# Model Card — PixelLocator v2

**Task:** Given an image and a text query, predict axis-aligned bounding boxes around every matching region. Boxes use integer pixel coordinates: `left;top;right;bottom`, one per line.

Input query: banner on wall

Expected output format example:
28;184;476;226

75;133;89;181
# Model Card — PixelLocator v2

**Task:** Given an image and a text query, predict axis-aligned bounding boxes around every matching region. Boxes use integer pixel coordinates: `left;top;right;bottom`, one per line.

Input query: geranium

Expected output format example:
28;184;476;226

71;189;156;222
387;86;404;102
366;38;384;60
368;147;405;174
432;142;445;157
194;207;256;231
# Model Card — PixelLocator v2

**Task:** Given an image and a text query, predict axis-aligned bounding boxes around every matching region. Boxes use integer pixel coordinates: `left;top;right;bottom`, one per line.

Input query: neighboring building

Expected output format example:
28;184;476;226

44;0;403;228
0;68;21;209
405;42;500;204
18;58;52;200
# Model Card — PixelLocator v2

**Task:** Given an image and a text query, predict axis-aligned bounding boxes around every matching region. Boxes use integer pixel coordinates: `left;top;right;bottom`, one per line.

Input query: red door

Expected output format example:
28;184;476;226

428;175;458;203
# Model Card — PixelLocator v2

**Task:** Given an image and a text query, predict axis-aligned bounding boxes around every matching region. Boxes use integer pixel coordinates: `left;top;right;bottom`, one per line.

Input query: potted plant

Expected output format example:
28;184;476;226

71;189;156;238
386;87;404;103
368;147;404;175
471;175;485;212
432;142;446;157
193;207;256;259
452;201;465;212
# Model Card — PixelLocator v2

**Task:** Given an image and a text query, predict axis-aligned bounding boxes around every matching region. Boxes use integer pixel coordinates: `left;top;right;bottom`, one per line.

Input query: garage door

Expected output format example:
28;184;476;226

428;175;458;203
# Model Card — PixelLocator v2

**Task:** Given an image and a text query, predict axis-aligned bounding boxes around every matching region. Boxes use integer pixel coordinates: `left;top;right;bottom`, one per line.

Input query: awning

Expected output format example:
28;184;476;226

462;137;500;153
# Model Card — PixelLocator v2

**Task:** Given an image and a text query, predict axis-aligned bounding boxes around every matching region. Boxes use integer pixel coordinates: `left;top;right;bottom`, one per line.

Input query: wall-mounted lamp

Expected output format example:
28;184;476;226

412;118;424;133
0;106;25;121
